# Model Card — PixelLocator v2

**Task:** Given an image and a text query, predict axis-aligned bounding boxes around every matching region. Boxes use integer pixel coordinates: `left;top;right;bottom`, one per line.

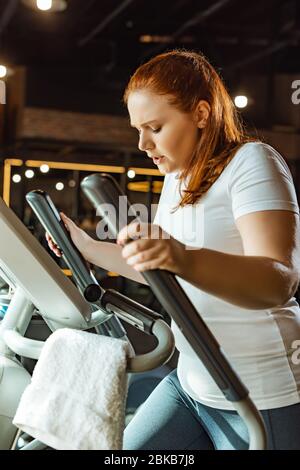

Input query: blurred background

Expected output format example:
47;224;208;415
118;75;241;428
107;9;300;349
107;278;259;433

0;0;300;318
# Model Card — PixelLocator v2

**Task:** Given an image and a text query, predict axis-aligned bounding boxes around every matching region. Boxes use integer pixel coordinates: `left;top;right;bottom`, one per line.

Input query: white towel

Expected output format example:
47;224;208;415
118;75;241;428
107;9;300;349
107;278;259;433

13;328;129;450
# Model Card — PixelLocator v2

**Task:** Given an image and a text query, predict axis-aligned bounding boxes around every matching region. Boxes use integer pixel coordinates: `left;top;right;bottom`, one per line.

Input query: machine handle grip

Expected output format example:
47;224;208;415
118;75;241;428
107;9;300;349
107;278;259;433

26;190;102;303
127;319;175;373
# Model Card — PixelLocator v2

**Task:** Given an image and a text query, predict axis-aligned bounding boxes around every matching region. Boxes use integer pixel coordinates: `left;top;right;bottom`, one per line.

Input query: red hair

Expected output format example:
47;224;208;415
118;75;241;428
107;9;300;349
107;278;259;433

124;49;254;207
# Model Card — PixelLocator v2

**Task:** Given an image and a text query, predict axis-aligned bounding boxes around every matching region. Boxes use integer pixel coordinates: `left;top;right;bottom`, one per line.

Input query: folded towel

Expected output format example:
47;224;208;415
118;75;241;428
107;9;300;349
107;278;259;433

13;328;129;450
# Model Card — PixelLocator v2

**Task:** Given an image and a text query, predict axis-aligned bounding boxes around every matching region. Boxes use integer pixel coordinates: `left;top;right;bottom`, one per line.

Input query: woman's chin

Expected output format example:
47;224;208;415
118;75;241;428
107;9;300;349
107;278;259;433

155;158;180;175
158;164;179;175
157;166;169;175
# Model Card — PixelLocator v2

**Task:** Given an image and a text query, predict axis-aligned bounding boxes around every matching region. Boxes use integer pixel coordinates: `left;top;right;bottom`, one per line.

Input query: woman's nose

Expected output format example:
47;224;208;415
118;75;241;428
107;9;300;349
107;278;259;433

138;133;154;152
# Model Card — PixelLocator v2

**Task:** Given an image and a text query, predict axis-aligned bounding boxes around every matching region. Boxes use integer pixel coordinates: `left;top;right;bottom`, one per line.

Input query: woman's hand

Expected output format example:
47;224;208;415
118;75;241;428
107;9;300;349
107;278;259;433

45;212;94;258
117;221;186;273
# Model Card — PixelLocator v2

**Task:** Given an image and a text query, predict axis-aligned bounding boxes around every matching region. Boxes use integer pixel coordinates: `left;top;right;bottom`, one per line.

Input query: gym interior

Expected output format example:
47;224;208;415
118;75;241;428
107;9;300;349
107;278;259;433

0;0;300;452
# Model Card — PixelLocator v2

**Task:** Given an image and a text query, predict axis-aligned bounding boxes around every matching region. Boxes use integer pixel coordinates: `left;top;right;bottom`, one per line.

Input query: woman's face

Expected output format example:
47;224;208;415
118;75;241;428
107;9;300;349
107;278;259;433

127;90;201;175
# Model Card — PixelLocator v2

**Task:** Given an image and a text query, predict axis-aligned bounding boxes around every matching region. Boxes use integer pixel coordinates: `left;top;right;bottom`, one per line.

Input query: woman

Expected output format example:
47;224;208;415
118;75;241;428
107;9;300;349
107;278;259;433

47;50;300;450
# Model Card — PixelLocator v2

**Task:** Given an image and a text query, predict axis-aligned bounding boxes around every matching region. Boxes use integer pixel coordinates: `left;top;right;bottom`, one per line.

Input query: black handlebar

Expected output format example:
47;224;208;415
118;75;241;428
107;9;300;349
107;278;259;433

26;190;103;303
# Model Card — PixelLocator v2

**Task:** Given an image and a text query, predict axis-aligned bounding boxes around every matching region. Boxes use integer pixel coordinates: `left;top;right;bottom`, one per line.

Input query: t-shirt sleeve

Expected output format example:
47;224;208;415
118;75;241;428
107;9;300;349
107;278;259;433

228;143;299;220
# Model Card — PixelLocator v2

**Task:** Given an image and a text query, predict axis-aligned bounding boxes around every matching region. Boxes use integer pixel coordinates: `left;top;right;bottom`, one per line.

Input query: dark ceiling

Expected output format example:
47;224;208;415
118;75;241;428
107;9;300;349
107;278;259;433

1;0;300;71
1;0;300;211
0;0;300;115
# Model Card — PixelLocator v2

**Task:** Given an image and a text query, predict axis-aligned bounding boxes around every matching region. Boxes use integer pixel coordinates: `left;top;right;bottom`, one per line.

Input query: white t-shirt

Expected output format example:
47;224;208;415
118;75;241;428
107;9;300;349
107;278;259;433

154;142;300;410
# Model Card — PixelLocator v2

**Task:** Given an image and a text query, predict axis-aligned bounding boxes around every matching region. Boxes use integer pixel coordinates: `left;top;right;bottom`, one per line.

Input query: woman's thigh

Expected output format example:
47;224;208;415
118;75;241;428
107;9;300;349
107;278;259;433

194;401;300;450
262;402;300;450
123;369;214;450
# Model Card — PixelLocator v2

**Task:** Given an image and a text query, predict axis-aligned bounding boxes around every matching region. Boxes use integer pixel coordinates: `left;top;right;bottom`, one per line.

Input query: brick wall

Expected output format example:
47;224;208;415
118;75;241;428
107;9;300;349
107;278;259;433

20;107;300;160
21;107;137;150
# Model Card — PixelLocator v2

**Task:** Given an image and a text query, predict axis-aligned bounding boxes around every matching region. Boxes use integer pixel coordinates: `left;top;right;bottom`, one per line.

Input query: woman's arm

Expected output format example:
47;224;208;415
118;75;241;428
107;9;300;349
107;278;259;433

118;211;300;309
47;213;147;285
84;239;148;285
179;210;300;309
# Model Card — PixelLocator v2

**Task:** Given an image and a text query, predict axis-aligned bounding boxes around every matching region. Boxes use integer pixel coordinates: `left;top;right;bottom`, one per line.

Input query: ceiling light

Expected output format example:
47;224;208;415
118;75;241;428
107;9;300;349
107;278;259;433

0;65;14;79
127;169;136;179
139;35;173;44
36;0;52;10
234;95;248;109
22;0;67;12
0;65;7;78
25;169;35;179
12;174;21;183
40;164;50;173
55;182;64;191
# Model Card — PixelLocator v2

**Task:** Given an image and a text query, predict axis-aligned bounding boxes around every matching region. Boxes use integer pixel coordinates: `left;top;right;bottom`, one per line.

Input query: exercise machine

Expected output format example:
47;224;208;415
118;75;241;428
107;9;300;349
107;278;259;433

0;195;175;450
0;169;268;449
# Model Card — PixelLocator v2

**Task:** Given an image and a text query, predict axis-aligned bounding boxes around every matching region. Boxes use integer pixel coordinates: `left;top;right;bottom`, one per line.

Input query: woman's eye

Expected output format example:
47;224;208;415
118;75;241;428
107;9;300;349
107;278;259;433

152;127;161;134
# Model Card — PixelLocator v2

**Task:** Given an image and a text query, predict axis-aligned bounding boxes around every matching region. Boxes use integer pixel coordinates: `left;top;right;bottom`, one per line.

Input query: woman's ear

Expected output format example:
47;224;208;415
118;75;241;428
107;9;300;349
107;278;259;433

195;100;211;129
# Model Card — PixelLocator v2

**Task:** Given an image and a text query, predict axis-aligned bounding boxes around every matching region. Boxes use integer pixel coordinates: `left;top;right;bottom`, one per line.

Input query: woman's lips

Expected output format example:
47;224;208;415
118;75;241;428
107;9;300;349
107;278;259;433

153;156;165;165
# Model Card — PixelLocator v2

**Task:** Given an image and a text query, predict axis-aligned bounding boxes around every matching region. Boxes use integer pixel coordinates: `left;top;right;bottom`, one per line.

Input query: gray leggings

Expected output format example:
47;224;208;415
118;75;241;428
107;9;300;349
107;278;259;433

123;369;300;450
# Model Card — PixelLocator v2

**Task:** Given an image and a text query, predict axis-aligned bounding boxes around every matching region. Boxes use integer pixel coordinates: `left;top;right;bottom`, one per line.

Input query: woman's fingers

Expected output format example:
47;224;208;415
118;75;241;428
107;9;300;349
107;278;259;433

45;231;54;246
60;212;71;231
121;237;153;259
126;244;162;267
117;222;159;246
45;231;62;257
117;221;140;245
53;248;62;257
